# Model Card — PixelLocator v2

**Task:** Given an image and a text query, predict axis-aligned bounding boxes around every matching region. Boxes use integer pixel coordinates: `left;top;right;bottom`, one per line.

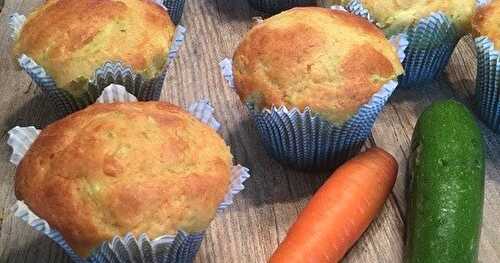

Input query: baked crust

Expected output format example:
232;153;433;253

15;102;232;257
233;7;403;123
327;0;476;35
473;0;500;49
12;0;175;96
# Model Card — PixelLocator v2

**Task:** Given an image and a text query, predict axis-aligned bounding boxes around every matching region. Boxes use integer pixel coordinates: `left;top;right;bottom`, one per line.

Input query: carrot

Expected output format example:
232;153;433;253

269;147;398;263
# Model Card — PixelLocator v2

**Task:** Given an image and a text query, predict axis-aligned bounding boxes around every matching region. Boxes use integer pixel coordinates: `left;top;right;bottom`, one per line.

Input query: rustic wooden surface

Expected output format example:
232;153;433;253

0;0;499;262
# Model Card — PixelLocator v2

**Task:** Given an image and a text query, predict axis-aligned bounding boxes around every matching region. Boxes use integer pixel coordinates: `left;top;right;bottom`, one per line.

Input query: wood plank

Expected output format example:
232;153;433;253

0;0;69;262
447;37;500;262
164;1;401;262
372;37;500;262
162;1;404;262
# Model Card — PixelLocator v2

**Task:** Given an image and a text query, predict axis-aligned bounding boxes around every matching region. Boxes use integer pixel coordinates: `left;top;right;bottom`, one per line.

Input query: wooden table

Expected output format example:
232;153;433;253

0;1;499;262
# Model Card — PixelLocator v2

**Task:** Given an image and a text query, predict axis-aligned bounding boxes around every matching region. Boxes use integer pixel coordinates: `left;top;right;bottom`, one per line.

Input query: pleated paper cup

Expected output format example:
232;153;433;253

343;0;465;88
220;31;407;171
9;1;186;117
247;0;316;14
475;36;500;133
155;0;186;25
7;85;251;263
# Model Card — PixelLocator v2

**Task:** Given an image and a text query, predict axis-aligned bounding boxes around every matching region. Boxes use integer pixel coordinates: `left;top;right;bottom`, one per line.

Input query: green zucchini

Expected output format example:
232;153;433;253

406;100;485;263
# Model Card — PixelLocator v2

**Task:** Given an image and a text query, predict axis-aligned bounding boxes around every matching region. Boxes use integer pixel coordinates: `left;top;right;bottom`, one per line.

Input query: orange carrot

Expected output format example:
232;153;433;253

269;147;398;263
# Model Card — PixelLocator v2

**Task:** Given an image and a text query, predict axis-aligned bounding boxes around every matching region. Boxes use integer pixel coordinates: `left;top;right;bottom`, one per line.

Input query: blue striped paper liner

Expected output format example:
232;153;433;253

247;0;316;13
340;1;372;22
219;32;406;170
12;202;84;263
475;36;500;133
8;12;25;39
9;7;186;117
344;0;461;88
7;85;251;263
161;0;186;25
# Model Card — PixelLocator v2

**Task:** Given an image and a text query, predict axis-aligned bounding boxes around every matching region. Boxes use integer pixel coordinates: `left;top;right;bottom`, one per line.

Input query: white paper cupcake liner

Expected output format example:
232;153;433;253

329;5;348;12
220;32;406;170
7;85;251;263
10;2;187;117
8;12;26;39
247;0;316;13
477;0;492;7
344;0;461;88
475;37;500;133
337;2;372;22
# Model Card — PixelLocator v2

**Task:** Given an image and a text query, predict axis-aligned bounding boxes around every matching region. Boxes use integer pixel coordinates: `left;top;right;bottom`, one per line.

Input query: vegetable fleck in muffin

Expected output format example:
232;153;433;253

233;7;403;123
330;0;476;35
15;102;233;257
473;0;500;48
12;0;175;97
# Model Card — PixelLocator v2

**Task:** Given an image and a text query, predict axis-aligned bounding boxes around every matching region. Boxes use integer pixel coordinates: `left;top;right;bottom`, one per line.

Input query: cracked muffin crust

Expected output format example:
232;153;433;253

232;7;403;123
328;0;476;36
473;0;500;48
12;0;175;97
15;102;232;257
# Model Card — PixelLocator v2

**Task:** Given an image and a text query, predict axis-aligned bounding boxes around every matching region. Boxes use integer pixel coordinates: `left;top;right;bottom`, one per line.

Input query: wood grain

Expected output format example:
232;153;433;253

0;1;498;263
372;37;500;262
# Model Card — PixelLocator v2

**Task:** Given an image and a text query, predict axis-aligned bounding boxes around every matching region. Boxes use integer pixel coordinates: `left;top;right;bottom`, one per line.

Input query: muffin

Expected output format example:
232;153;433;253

12;0;177;115
232;7;403;170
14;102;233;258
473;0;500;48
247;0;316;14
330;0;476;87
331;0;475;35
472;0;500;133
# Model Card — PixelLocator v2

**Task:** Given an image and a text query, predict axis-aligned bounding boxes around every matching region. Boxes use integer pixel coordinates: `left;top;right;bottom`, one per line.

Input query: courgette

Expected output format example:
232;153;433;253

406;100;485;263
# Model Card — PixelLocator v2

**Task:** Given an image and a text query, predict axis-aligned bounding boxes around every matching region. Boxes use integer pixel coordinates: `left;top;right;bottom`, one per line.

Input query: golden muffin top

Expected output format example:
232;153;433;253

473;0;500;48
329;0;476;35
15;102;232;258
12;0;175;96
233;7;403;123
